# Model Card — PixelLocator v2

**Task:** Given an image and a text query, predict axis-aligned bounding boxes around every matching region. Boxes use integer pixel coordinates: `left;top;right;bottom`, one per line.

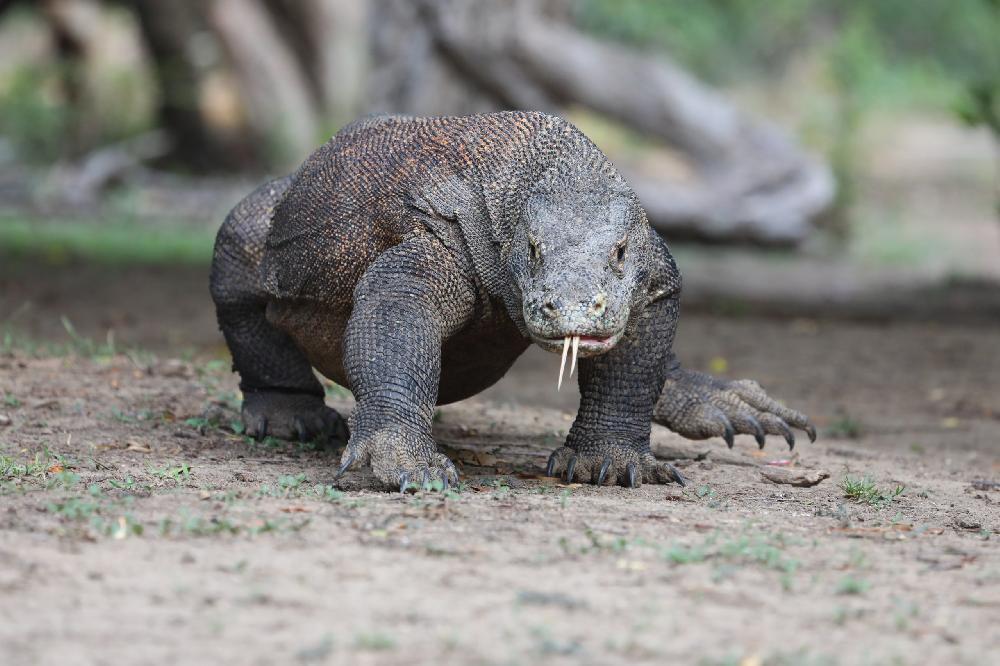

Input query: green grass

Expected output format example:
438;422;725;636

836;575;871;596
146;462;192;484
353;632;396;651
1;316;162;362
0;451;51;482
0;214;215;266
840;475;905;506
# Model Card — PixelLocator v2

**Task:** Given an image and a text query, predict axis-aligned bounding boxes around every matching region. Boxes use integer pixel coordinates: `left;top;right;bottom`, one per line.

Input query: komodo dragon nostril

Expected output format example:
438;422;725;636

589;293;607;316
542;300;559;318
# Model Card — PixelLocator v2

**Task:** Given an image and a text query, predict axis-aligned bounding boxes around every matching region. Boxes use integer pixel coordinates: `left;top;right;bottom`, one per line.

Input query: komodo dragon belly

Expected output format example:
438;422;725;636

267;299;529;405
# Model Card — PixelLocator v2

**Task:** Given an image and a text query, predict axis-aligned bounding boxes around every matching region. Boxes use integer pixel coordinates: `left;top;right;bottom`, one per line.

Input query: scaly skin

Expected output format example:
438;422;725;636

210;111;815;490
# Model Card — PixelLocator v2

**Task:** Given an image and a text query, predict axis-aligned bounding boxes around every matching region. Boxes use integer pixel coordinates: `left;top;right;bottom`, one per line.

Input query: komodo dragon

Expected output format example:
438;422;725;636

210;111;815;490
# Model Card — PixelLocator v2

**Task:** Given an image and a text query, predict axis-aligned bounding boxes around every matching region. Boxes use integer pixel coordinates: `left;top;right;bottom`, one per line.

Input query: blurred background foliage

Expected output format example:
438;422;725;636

0;0;996;277
578;0;998;111
1;0;995;167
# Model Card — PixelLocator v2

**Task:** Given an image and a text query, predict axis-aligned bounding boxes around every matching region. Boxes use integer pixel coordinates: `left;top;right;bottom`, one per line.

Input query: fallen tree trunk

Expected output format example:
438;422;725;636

380;0;835;245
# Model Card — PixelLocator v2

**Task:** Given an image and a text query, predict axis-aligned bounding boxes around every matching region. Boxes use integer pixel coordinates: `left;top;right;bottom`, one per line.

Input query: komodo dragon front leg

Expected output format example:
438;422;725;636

336;233;476;490
546;293;686;487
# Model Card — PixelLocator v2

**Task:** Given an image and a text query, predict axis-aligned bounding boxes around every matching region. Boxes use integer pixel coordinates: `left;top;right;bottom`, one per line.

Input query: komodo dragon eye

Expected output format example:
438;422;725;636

611;236;628;274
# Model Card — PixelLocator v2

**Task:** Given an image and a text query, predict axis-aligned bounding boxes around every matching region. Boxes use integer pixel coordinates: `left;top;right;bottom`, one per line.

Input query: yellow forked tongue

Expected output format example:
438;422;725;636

557;336;580;391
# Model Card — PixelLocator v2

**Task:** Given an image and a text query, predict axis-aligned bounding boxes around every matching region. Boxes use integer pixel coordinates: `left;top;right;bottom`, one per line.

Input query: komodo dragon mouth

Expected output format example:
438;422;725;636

536;332;625;390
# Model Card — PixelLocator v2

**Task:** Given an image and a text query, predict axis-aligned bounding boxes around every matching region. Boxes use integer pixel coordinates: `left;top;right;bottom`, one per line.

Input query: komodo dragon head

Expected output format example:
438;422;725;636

507;174;655;389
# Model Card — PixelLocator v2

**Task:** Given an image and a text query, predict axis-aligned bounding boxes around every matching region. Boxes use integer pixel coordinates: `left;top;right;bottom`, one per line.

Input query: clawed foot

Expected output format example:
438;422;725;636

337;425;459;492
655;370;816;450
242;390;349;445
545;443;686;488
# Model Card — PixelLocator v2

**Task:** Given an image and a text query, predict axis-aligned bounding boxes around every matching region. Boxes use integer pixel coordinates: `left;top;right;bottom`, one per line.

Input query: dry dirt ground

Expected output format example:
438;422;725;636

1;286;999;665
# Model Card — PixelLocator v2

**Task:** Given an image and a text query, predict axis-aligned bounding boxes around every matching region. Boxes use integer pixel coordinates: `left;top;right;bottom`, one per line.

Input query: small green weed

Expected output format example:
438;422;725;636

46;470;81;490
147;462;192;483
107;476;138;491
312;484;344;502
354;632;396;651
0;451;50;481
840;475;904;507
663;543;709;565
257;473;311;498
110;408;135;423
836;575;871;596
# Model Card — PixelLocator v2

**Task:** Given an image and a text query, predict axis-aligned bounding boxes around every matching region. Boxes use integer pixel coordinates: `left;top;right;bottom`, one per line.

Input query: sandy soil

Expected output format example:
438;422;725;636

1;309;998;665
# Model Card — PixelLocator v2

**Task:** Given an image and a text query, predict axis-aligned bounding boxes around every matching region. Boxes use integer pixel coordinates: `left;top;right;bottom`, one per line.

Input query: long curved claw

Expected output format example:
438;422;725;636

626;462;638;488
597;456;612;486
254;416;268;441
546;455;557;478
336;449;356;478
665;463;687;486
565;455;578;483
723;420;735;449
805;423;817;443
441;473;450;492
746;415;766;449
294;417;308;443
446;460;460;484
422;469;432;490
777;422;795;450
399;471;411;494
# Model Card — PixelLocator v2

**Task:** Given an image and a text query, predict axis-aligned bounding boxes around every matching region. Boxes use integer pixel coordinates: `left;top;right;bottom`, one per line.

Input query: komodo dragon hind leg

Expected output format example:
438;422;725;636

210;177;348;446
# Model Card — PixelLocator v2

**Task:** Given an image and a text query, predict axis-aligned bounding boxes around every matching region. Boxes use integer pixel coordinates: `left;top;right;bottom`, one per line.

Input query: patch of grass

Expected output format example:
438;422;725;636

479;477;511;499
0;449;79;494
258;473;308;498
255;479;351;504
2;393;20;408
46;470;81;490
159;514;241;538
147;462;192;484
353;632;396;651
245;434;284;450
45;491;145;538
156;512;310;538
47;496;102;521
0;451;50;482
840;475;905;507
1;321;152;361
0;215;215;266
110;408;135;423
313;484;344;502
107;476;138;491
661;531;801;589
836;575;871;596
694;485;715;499
662;542;709;565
